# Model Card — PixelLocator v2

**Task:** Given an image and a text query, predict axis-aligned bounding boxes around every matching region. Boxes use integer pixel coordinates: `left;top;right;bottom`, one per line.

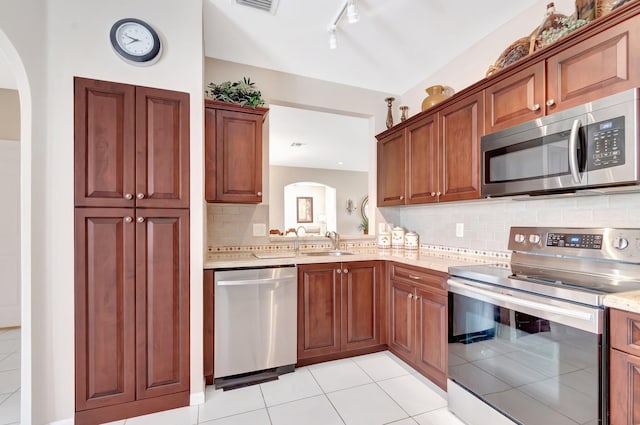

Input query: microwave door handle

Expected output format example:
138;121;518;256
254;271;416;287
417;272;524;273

569;119;582;184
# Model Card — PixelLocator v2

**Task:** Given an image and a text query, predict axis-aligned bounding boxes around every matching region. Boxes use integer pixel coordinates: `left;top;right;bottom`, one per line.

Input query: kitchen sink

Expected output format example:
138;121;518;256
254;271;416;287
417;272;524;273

300;250;354;256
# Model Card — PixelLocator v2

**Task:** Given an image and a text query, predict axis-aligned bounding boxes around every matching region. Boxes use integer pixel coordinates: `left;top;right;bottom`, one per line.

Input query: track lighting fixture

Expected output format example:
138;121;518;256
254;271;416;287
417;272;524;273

327;0;360;49
347;0;359;23
328;25;337;49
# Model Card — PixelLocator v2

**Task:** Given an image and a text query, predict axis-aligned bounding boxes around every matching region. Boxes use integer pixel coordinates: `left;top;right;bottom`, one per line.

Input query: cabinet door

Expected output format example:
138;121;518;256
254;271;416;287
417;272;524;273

406;114;439;204
135;209;190;400
74;77;135;208
439;91;483;202
547;15;640;113
341;261;381;351
135;87;190;208
485;62;545;133
414;288;447;390
298;263;341;359
377;130;406;206
610;349;640;425
389;280;414;359
75;208;136;410
215;109;263;203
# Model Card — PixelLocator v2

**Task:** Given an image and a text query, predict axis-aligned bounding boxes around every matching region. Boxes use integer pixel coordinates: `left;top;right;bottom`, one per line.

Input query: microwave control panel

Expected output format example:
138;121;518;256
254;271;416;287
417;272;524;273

587;116;625;170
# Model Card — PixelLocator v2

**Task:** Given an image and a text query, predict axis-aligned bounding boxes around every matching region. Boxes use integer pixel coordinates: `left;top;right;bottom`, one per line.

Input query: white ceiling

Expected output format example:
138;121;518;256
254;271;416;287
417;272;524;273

269;104;370;172
204;0;539;94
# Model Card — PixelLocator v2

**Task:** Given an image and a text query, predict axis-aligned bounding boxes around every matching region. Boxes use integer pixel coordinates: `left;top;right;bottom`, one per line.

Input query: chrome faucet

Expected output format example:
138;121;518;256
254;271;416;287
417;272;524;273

294;226;306;253
326;231;340;250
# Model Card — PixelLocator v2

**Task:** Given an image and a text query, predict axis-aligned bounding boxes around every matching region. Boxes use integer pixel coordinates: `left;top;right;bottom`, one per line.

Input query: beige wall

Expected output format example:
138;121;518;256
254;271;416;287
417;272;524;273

0;88;19;140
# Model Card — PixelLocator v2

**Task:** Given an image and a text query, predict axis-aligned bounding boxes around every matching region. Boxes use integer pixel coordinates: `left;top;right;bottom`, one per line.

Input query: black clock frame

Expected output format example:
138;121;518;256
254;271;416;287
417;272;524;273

110;18;161;63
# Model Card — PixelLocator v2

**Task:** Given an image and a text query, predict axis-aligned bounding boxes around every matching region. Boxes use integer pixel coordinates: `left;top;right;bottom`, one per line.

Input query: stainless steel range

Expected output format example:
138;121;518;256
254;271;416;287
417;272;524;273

447;227;640;425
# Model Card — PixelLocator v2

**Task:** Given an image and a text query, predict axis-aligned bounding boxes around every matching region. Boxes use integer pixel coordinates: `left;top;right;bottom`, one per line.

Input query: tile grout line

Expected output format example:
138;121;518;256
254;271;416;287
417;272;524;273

257;383;274;425
305;364;348;425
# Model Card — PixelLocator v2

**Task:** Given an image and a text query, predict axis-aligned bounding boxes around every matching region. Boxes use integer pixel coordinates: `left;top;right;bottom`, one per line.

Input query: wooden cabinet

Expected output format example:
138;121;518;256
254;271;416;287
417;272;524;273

74;77;190;425
610;308;640;425
74;78;190;209
485;62;545;133
205;100;268;203
204;270;214;385
297;261;384;363
388;263;447;390
546;14;640;113
376;92;481;206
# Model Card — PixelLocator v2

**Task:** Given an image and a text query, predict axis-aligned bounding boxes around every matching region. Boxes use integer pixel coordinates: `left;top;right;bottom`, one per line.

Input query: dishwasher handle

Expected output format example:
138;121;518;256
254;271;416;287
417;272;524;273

217;277;294;286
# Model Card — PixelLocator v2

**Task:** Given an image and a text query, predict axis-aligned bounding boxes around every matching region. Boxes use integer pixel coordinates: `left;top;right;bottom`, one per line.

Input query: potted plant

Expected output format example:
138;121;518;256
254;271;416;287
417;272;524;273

358;215;369;235
205;77;265;108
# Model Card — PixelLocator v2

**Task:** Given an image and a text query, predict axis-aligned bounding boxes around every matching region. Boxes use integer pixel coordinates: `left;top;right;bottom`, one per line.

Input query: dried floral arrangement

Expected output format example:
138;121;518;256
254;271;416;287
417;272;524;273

536;15;589;49
205;77;265;108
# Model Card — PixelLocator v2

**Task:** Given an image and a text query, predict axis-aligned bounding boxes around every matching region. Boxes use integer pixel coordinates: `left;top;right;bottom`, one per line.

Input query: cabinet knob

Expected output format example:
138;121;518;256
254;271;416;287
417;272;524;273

430;192;436;197
257;191;262;196
124;216;133;223
137;217;145;223
436;191;441;196
399;196;404;200
343;269;348;274
407;293;413;299
336;269;341;274
415;296;421;301
546;99;555;107
124;193;133;200
137;193;145;199
530;104;540;111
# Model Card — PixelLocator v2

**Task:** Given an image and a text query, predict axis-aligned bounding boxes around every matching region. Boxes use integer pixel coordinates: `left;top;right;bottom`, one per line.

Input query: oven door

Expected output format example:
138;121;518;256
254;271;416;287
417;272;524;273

447;278;606;425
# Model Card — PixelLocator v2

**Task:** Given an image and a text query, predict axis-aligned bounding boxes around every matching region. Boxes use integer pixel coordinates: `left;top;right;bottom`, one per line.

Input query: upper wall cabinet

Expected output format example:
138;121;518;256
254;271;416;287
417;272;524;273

486;10;640;134
74;78;190;209
377;91;482;206
205;100;269;204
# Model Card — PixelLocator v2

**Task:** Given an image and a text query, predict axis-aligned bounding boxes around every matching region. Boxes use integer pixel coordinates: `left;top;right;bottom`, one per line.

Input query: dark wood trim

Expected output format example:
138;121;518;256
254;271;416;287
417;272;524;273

204;98;269;117
74;391;189;425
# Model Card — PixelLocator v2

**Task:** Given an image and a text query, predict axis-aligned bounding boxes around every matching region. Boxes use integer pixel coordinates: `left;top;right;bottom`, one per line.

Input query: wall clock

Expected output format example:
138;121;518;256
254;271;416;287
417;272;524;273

110;18;162;65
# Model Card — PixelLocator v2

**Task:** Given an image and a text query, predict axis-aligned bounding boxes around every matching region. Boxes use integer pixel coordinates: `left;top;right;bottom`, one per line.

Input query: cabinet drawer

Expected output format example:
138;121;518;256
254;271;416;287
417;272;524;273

390;263;446;292
611;308;640;357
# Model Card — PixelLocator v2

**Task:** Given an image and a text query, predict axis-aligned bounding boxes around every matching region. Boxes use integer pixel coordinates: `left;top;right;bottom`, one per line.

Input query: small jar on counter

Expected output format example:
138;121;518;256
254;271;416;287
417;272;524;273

377;231;391;248
405;231;419;250
391;226;405;248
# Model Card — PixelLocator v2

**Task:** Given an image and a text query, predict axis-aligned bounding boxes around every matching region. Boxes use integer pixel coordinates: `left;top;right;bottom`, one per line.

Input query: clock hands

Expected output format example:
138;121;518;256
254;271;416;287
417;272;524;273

123;33;141;45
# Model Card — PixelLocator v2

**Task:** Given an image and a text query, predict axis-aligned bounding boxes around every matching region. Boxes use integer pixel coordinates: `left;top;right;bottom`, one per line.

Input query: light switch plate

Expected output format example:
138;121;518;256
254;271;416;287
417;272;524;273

456;223;464;238
253;223;266;237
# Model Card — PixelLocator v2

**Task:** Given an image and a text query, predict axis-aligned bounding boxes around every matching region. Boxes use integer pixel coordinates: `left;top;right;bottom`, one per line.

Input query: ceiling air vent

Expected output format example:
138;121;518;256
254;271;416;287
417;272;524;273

236;0;279;14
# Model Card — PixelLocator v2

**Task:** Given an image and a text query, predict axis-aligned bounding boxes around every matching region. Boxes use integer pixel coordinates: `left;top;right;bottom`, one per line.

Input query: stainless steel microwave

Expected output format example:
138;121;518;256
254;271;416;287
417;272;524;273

481;88;640;197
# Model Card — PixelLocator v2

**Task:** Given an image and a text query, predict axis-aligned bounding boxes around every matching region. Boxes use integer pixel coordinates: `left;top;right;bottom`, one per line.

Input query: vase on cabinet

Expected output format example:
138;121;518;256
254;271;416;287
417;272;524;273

421;85;453;111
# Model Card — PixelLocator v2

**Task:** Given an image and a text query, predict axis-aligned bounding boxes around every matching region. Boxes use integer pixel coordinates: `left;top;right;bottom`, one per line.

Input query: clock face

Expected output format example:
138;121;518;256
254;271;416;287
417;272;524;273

110;18;161;64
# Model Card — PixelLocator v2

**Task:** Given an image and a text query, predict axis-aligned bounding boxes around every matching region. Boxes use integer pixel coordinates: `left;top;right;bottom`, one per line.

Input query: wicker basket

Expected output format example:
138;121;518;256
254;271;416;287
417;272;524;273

597;0;618;17
486;36;533;77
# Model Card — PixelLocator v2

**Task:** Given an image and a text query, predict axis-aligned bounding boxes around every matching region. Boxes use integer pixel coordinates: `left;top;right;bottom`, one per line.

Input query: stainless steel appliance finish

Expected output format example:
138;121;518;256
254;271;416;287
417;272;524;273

214;266;297;379
447;227;640;425
481;88;640;197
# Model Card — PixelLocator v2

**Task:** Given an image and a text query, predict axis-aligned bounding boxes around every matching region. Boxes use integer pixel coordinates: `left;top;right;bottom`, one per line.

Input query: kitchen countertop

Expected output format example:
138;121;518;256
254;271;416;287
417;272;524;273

604;291;640;315
205;247;501;273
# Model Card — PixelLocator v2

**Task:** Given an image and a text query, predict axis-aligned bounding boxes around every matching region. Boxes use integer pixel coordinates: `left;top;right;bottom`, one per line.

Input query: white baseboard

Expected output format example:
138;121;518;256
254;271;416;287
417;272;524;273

48;418;74;425
190;391;205;405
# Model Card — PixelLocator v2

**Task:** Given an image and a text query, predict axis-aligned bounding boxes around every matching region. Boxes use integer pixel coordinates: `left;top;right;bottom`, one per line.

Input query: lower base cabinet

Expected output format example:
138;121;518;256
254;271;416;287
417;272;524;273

297;261;385;364
388;263;447;390
609;308;640;425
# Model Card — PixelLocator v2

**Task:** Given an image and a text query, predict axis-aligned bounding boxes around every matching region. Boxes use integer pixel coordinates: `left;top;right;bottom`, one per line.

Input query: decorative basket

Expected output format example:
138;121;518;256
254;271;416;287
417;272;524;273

486;37;532;77
596;0;618;17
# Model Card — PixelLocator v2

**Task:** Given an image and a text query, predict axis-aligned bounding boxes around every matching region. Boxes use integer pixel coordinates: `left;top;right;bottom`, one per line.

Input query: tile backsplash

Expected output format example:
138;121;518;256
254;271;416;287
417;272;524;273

207;203;270;248
385;192;640;252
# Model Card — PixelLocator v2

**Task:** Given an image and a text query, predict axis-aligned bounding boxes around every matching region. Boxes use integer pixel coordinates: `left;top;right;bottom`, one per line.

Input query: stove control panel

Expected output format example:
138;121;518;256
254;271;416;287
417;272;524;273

509;227;640;262
546;233;603;249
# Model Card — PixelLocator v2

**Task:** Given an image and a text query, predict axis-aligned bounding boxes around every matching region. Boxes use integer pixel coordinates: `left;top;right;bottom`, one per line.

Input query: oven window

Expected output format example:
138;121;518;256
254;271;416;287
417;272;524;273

486;133;571;183
448;293;600;425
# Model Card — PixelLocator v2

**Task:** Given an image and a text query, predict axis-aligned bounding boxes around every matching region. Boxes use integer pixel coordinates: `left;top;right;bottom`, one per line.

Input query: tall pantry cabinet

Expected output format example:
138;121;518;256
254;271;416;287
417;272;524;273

73;77;190;425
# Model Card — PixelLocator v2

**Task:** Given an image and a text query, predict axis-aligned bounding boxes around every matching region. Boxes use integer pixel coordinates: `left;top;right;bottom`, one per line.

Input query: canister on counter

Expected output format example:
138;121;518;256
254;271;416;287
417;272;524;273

391;226;405;248
405;231;419;250
377;231;391;248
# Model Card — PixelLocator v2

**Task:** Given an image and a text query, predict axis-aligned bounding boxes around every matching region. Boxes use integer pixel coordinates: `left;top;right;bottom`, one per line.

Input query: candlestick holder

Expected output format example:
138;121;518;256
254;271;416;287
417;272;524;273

385;97;395;129
400;105;409;121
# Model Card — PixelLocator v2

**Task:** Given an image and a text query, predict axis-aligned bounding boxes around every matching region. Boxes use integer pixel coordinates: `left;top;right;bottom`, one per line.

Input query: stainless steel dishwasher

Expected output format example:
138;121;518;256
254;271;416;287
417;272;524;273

214;265;297;387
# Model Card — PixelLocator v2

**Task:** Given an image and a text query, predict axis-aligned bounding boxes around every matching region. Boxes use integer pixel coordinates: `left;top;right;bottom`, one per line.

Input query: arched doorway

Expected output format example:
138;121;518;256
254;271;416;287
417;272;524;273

0;29;33;425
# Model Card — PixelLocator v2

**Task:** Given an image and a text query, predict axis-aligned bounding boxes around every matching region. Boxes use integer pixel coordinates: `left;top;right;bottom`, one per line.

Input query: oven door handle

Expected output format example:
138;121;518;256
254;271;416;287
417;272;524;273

448;279;594;322
568;119;582;184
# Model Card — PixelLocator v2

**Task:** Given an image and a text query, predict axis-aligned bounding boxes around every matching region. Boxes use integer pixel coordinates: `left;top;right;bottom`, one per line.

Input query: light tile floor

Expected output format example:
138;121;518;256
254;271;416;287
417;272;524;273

0;331;465;425
0;328;20;425
104;351;465;425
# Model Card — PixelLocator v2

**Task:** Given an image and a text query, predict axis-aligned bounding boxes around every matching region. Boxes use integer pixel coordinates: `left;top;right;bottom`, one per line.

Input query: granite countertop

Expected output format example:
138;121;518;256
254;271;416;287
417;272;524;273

604;291;640;315
204;247;500;274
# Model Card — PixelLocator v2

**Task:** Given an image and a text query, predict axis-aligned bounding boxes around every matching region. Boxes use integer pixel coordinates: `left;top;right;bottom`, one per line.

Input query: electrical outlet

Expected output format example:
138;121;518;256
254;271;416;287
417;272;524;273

456;223;464;238
253;223;266;237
